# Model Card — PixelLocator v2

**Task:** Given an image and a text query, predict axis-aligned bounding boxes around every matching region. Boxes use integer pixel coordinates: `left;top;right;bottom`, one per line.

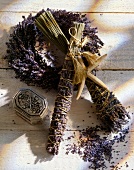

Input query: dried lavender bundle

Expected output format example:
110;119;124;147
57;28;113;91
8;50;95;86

35;10;85;154
48;10;130;133
46;55;74;154
35;10;130;135
85;77;130;132
46;24;85;154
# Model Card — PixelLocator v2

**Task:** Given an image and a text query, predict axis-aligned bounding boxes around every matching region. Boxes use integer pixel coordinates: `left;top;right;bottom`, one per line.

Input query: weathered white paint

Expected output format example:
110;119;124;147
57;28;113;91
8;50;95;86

0;0;134;12
0;0;134;169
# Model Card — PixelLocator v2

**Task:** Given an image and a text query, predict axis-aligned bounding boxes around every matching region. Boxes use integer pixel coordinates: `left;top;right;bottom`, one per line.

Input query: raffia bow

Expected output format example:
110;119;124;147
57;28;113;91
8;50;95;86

67;26;107;99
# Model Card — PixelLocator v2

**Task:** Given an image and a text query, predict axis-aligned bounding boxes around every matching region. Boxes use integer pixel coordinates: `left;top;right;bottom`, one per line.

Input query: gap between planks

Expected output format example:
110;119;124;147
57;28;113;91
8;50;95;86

1;68;134;71
0;0;134;13
1;11;134;14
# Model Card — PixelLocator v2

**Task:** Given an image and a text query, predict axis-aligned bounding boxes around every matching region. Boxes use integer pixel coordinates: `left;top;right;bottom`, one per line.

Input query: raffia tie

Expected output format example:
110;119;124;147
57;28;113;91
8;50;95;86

68;27;108;100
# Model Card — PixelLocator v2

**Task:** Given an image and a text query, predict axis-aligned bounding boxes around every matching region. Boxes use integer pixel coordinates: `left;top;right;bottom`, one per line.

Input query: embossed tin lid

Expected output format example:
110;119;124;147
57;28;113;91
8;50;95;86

13;88;48;124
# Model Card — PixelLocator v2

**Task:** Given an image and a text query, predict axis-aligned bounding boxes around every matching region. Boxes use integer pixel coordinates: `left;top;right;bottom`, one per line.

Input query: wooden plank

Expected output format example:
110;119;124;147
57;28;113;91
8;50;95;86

0;1;134;169
0;69;134;130
1;66;134;92
89;13;134;70
0;69;57;131
0;0;134;12
96;70;134;93
0;68;99;130
0;12;134;69
0;130;133;170
0;70;134;169
0;130;81;170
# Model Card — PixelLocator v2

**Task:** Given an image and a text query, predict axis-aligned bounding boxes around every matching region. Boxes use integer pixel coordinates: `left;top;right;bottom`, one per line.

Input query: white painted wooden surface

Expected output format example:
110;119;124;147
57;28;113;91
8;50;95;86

0;0;134;170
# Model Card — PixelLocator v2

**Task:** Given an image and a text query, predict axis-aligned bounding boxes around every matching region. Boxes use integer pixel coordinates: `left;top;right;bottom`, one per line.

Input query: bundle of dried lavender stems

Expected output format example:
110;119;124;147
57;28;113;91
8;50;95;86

35;11;88;154
35;10;130;155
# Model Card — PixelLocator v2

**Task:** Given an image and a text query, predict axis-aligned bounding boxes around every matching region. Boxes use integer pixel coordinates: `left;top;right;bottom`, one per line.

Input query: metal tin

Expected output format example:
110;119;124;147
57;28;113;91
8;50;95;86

13;88;48;124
